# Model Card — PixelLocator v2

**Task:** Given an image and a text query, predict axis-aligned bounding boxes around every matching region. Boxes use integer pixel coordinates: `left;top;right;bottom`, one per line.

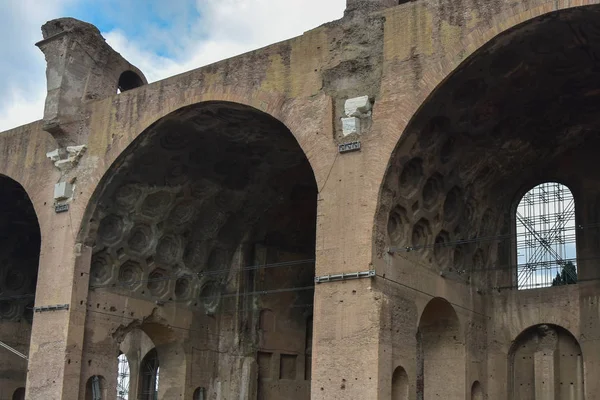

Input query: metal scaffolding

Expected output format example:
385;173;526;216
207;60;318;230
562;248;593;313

516;182;577;289
117;353;130;400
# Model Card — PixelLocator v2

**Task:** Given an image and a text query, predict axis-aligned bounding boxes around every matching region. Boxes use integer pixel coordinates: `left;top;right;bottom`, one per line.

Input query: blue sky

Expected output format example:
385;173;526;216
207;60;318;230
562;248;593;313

65;0;203;58
0;0;346;131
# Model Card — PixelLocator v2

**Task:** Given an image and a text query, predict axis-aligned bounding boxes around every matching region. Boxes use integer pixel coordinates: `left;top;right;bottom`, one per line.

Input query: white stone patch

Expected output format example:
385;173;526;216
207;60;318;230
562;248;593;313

342;117;361;137
341;95;372;136
45;149;62;162
46;144;88;171
344;95;372;117
54;182;73;201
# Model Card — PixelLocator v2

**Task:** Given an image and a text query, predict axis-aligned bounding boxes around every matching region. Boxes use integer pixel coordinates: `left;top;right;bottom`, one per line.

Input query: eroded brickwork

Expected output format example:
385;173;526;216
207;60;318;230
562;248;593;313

0;1;600;399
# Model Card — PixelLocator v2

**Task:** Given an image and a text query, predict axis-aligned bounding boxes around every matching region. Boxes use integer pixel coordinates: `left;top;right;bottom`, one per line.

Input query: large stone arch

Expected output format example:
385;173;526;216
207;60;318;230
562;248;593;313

82;89;333;226
78;100;318;399
374;3;600;289
373;1;600;265
0;124;58;228
0;174;42;397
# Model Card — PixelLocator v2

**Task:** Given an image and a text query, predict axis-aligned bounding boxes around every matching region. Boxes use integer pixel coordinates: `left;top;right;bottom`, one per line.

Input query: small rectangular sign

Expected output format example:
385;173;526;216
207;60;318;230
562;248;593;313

338;141;361;154
55;203;69;213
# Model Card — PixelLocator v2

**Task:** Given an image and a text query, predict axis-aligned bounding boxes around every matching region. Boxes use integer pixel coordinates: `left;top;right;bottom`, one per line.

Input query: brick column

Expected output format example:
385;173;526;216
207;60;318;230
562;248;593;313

310;145;383;398
25;216;90;399
312;280;382;399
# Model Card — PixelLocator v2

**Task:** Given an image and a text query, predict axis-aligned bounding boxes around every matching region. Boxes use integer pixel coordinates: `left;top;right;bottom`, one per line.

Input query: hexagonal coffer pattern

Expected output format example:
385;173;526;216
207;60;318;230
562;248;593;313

155;234;184;266
90;251;116;286
387;205;410;247
118;260;144;291
147;268;169;298
97;214;125;246
399;158;423;196
127;224;155;257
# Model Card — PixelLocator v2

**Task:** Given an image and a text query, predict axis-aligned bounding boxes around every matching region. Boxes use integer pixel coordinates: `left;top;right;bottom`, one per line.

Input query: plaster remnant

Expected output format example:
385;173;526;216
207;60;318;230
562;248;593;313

341;96;373;136
46;144;87;171
342;117;361;136
344;95;372;117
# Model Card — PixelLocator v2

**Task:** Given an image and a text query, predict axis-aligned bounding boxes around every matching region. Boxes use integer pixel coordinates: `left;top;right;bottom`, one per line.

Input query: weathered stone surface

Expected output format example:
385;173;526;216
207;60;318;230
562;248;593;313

1;2;600;400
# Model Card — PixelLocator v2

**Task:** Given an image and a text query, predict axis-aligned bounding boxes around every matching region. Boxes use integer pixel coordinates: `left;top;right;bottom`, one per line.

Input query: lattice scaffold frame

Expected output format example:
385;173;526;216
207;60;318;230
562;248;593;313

516;182;577;290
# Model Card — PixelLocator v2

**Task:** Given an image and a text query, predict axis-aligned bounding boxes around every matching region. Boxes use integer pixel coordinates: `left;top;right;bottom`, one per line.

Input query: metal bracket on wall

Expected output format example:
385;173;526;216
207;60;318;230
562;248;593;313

33;304;70;313
315;270;375;284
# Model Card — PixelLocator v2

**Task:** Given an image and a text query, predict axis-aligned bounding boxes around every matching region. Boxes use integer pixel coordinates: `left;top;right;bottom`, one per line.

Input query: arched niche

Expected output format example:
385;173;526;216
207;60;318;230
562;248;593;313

193;386;207;400
509;324;583;400
118;327;158;400
117;70;145;93
471;381;483;400
417;298;464;400
85;375;107;400
375;5;600;289
80;101;318;400
392;366;408;400
11;387;25;400
0;176;40;396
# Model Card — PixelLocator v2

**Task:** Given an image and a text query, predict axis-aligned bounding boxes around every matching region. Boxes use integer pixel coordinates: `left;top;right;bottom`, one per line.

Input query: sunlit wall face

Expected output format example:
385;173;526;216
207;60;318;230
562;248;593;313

516;182;576;290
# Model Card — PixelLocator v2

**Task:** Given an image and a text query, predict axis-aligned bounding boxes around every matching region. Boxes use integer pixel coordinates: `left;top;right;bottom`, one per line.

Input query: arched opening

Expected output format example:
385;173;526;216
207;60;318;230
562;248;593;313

117;70;144;93
516;182;577;289
471;381;483;400
509;324;583;399
417;298;464;400
139;349;159;400
0;176;40;395
85;375;107;400
392;366;408;400
117;328;157;400
193;387;206;400
117;353;130;399
11;387;25;400
81;101;317;399
377;5;600;290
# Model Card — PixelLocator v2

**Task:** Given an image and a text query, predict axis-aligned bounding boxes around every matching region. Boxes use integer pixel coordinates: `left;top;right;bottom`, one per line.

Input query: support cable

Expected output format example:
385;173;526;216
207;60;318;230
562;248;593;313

0;340;28;360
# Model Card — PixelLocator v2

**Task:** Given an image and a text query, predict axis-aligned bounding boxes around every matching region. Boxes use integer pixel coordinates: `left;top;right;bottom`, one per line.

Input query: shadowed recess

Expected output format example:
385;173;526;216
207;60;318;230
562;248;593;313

0;177;40;322
84;101;317;313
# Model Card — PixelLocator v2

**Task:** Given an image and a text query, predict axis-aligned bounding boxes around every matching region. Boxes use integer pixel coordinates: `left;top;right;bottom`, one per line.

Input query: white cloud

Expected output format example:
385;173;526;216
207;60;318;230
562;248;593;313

0;0;346;131
105;0;346;82
0;89;46;132
0;0;75;131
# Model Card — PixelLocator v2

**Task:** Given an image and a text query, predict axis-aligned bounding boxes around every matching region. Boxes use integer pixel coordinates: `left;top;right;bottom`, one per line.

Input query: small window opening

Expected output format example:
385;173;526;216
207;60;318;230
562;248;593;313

86;375;106;400
140;348;159;400
118;70;144;93
92;376;102;400
193;387;206;400
117;353;130;399
516;182;577;289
